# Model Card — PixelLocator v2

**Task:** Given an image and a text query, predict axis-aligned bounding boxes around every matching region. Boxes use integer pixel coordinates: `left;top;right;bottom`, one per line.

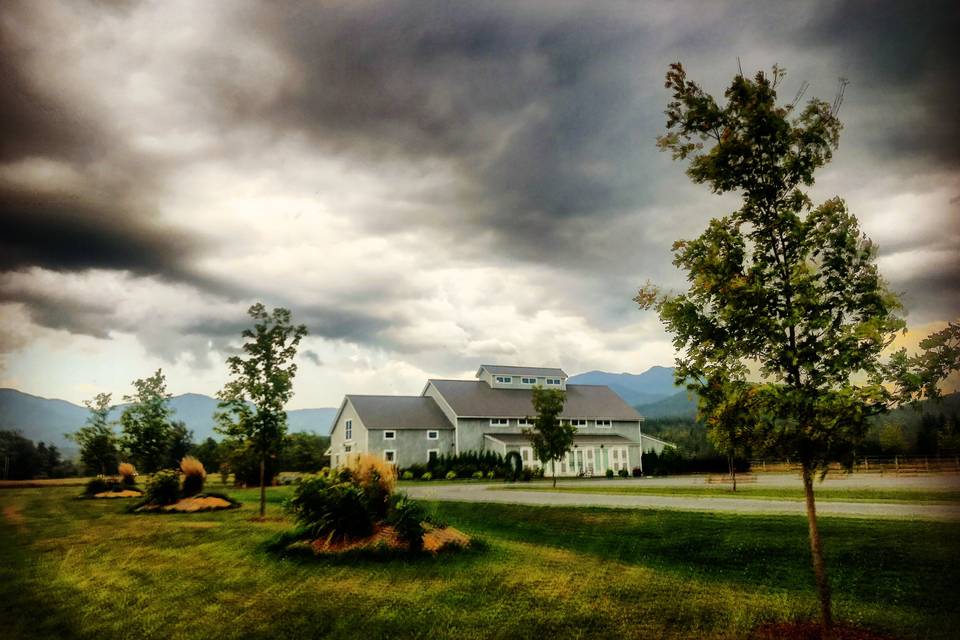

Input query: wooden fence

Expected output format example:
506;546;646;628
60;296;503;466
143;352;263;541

749;456;960;475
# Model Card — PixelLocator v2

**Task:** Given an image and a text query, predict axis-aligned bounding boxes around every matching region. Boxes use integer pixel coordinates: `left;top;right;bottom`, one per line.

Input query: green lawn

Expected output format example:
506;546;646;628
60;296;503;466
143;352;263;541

495;483;960;504
2;482;958;639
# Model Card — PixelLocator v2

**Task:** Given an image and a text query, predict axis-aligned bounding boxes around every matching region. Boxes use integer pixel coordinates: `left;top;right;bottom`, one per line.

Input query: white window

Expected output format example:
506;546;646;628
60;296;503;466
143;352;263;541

546;378;561;385
384;430;396;440
495;375;512;383
427;449;439;463
610;447;629;472
384;450;396;463
570;419;587;427
490;418;509;427
345;419;353;440
344;445;352;453
518;418;533;427
521;447;531;462
427;430;439;440
521;377;536;384
595;419;612;428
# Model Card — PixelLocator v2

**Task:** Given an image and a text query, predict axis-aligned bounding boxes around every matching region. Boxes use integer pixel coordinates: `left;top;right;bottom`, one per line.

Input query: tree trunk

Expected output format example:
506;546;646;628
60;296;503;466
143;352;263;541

552;459;557;488
258;456;266;519
729;455;737;492
802;466;832;638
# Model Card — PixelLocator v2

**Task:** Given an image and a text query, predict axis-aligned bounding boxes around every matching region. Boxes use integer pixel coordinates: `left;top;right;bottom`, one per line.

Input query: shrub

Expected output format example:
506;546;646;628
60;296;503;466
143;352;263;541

445;470;457;480
180;456;206;496
145;469;181;505
605;469;614;478
504;451;523;481
618;468;629;478
401;470;414;480
471;470;484;480
387;494;425;551
287;474;373;542
486;470;495;480
84;477;112;495
632;466;643;477
420;471;433;481
118;463;137;486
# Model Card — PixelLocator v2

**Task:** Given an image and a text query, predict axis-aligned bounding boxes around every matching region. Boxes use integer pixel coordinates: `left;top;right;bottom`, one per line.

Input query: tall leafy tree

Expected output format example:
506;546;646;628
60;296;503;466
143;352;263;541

638;62;906;635
216;303;307;518
697;375;759;491
120;370;174;473
524;386;573;488
69;392;119;476
166;421;194;468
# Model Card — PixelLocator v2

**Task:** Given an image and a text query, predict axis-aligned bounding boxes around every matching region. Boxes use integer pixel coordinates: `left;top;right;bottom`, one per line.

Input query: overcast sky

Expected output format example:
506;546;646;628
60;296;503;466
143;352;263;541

1;0;957;408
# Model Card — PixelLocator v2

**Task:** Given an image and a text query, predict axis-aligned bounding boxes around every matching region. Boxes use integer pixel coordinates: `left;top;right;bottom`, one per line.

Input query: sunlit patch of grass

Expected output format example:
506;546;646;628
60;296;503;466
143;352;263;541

1;486;958;639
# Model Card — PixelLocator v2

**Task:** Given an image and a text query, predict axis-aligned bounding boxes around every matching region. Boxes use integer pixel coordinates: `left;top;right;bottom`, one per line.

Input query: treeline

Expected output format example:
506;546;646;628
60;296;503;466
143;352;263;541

0;430;78;480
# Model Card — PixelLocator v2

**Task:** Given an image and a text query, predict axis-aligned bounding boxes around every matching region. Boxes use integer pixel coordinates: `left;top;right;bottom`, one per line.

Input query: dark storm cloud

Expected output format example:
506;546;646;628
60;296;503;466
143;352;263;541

801;0;960;166
224;2;660;260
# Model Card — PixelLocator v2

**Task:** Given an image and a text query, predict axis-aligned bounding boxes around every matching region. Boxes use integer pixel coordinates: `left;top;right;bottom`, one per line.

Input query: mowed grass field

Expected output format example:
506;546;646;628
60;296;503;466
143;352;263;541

2;482;958;640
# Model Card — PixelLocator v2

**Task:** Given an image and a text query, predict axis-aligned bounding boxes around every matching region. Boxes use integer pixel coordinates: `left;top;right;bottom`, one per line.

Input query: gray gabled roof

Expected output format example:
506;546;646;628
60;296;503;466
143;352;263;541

346;395;454;430
426;380;642;420
478;364;567;378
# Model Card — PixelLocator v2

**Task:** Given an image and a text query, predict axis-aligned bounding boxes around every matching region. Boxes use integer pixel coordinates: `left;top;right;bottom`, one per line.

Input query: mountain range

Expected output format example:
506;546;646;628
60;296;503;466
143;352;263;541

568;366;682;406
0;388;338;451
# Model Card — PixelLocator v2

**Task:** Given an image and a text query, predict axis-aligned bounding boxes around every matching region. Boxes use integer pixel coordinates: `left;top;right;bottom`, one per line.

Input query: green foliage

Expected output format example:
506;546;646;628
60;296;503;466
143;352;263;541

222;439;279;487
888;323;960;405
877;423;907;455
486;470;495;480
165;421;194;469
445;470;457;480
644;62;904;475
279;432;330;472
120;371;175;473
387;494;425;551
286;474;373;542
401;470;414;480
420;471;432;481
216;303;307;517
605;469;614;478
504;451;522;481
411;450;506;479
1;430;74;480
69;392;119;476
617;469;629;478
524;387;574;486
145;470;181;505
191;437;223;474
471;471;484;480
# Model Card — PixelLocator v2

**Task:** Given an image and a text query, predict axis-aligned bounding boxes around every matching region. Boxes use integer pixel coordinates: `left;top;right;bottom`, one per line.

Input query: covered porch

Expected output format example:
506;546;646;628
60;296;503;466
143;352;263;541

483;433;641;477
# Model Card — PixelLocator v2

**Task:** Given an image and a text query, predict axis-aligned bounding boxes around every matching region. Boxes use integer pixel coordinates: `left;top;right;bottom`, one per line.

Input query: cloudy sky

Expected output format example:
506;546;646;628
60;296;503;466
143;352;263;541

1;0;957;408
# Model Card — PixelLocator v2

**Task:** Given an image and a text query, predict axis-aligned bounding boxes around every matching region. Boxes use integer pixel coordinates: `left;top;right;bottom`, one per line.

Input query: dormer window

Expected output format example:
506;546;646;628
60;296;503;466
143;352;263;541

495;376;512;383
546;378;561;385
521;377;536;384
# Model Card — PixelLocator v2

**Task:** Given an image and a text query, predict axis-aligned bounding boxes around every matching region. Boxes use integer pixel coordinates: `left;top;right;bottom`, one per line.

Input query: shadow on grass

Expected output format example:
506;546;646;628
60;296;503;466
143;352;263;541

427;501;960;617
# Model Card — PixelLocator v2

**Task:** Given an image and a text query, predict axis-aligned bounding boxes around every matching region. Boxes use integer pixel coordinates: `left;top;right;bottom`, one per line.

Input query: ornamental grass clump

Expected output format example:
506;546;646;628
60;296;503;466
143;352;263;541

180;456;206;497
118;463;137;486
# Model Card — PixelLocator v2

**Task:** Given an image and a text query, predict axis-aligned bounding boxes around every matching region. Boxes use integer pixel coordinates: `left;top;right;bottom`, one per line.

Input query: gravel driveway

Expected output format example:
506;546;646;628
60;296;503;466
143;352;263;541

402;474;960;521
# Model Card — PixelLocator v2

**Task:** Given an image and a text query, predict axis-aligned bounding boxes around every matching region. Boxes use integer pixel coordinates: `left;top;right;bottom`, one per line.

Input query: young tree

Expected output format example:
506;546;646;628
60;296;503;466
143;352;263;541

638;63;906;636
216;303;307;518
166;420;194;468
69;392;119;476
523;386;574;488
120;370;174;473
697;376;759;491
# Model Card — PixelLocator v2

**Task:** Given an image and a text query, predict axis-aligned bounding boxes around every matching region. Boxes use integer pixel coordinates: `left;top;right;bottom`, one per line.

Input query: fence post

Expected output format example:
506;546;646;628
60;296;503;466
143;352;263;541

895;456;899;474
864;457;869;472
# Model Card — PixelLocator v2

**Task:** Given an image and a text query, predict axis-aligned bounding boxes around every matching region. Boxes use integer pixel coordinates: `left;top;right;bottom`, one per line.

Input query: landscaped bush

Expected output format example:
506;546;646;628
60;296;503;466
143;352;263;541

420;471;433;481
387;495;425;551
504;451;523;481
145;469;181;505
118;463;137;486
471;471;484;480
287;473;373;542
486;470;495;480
632;466;643;477
617;469;629;478
605;469;614;478
180;456;206;496
84;477;113;495
445;470;457;480
401;470;414;480
351;453;397;519
411;450;507;480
